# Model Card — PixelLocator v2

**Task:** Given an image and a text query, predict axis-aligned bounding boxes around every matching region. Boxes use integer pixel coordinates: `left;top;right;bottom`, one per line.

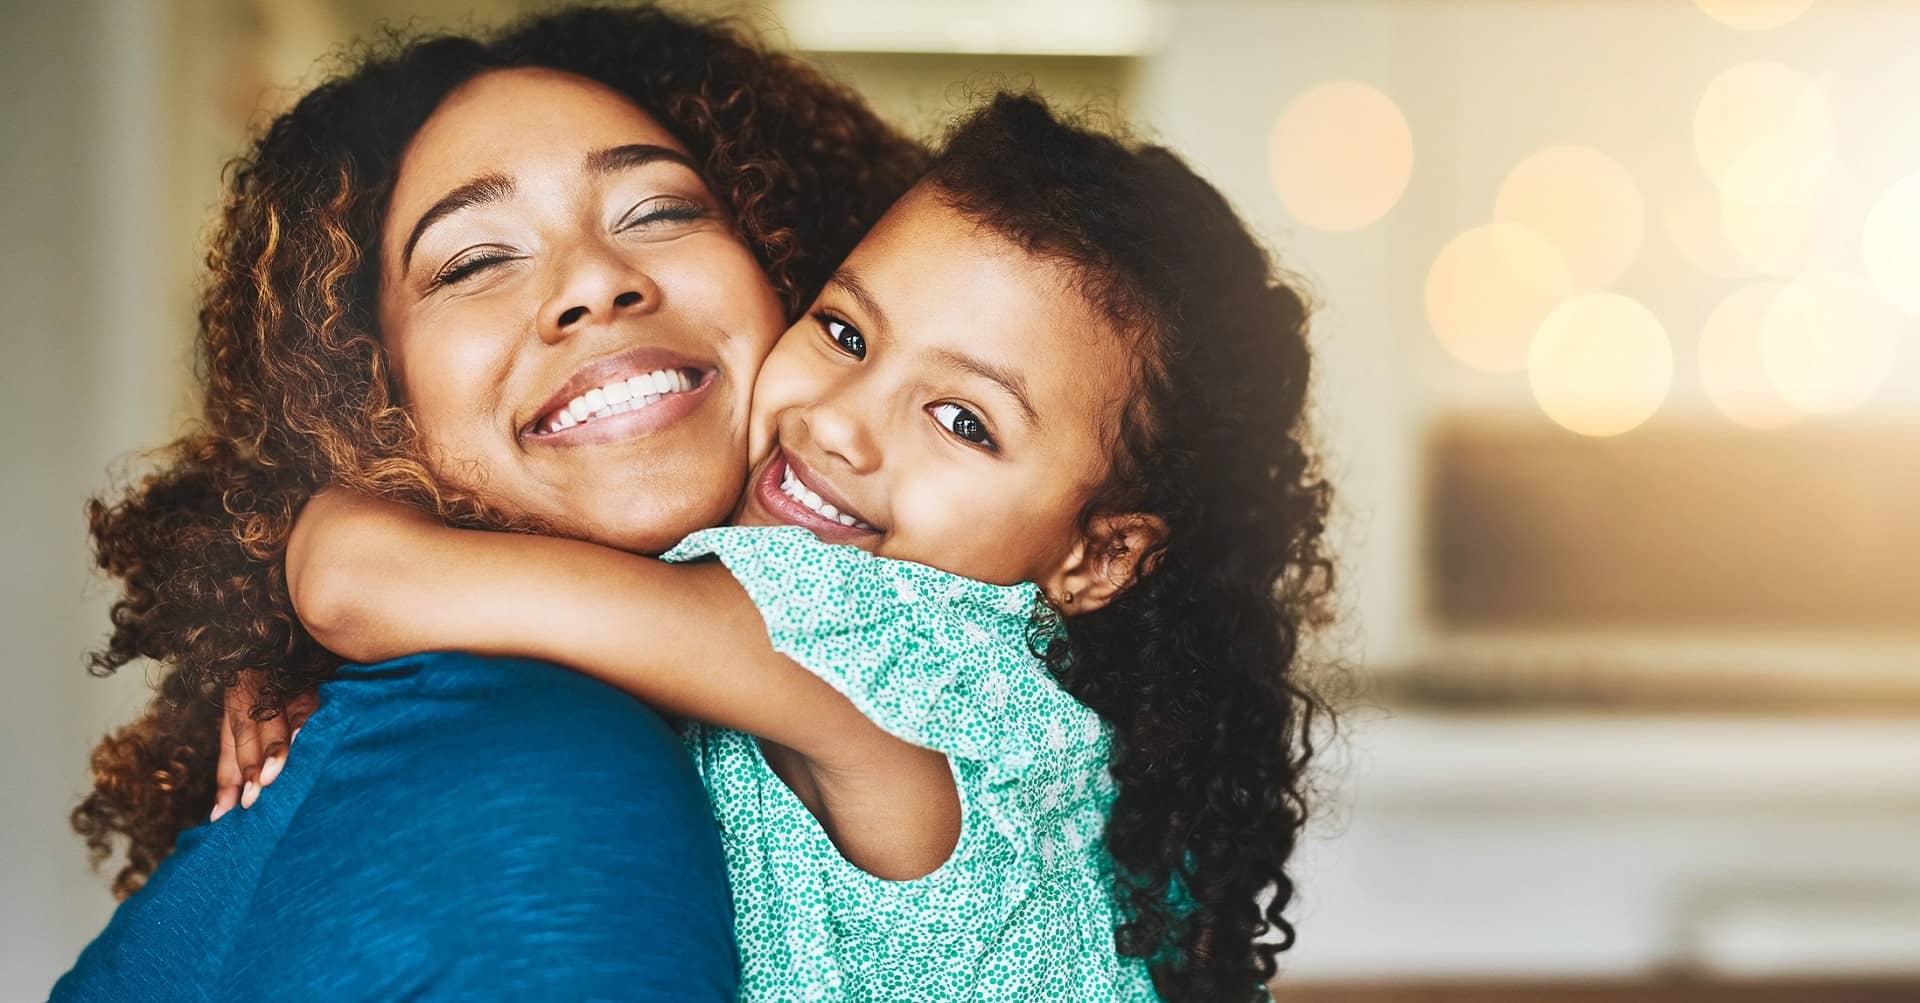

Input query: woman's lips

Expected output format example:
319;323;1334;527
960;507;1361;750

751;448;880;544
520;367;715;448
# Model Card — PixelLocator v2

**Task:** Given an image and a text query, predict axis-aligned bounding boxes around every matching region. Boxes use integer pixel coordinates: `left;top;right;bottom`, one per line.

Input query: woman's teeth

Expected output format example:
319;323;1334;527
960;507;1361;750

781;466;871;529
541;368;695;434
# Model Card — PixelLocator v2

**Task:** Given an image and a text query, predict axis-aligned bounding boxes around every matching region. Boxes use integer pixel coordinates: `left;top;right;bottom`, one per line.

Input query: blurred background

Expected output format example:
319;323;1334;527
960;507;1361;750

4;0;1916;999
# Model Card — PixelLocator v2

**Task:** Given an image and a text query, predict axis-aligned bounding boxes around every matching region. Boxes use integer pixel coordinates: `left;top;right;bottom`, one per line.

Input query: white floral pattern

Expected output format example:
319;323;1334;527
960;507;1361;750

661;526;1161;1002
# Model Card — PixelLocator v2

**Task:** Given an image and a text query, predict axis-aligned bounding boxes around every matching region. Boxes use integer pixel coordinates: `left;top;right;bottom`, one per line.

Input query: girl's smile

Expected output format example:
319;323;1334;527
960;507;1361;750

746;446;882;544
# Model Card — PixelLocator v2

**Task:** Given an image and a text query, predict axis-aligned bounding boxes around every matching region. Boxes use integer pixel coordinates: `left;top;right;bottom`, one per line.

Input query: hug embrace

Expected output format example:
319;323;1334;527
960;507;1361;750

56;5;1333;1001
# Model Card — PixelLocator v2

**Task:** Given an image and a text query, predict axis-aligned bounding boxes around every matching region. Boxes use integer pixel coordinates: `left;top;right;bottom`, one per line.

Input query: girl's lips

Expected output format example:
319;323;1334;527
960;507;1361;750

520;369;715;449
751;449;880;544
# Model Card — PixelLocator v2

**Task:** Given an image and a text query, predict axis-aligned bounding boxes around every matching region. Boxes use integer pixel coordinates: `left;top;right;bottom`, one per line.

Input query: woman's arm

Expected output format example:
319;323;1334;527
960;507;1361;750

274;488;959;879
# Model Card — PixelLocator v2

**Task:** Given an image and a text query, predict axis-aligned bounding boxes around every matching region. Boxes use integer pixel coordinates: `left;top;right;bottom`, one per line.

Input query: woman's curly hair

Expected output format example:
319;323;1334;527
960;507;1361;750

75;4;925;899
929;94;1336;1000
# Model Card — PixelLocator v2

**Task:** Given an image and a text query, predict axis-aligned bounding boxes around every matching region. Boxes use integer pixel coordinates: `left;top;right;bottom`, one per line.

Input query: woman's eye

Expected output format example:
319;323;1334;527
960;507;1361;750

931;403;996;450
617;198;705;231
820;316;867;359
432;250;514;287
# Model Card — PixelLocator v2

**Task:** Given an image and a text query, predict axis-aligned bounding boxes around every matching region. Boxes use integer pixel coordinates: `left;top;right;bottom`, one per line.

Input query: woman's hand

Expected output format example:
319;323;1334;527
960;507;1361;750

212;670;319;821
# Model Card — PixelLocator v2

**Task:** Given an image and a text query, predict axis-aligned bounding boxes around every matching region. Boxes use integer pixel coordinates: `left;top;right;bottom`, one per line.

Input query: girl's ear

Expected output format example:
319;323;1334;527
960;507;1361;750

1040;513;1169;615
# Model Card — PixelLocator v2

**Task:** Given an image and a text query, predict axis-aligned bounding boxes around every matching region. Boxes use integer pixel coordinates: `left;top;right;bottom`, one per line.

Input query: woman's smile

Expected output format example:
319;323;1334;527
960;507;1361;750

521;345;717;447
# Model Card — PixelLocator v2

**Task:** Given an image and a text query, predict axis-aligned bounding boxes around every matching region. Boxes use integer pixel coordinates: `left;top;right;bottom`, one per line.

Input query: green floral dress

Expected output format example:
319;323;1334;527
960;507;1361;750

660;526;1161;1002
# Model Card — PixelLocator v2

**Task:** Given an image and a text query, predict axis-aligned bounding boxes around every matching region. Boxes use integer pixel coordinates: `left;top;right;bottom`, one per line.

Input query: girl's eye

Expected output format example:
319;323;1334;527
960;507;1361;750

820;315;867;359
617;197;706;231
931;403;996;450
432;249;515;287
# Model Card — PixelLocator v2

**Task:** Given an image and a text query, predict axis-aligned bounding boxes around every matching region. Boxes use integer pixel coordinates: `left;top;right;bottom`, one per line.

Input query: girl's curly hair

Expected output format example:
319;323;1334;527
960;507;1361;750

929;94;1336;1000
76;4;925;899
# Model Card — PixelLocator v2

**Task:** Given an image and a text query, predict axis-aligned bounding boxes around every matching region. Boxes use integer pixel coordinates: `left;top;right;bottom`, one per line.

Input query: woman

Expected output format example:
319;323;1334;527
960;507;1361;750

56;6;923;998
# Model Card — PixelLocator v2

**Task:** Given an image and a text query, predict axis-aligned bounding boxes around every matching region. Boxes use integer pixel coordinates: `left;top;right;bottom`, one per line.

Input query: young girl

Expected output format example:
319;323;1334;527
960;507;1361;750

232;94;1332;1001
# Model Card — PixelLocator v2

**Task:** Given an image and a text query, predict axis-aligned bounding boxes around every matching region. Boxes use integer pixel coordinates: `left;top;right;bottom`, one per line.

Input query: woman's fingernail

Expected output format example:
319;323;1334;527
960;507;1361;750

290;727;302;747
259;755;285;786
210;802;230;823
241;780;260;809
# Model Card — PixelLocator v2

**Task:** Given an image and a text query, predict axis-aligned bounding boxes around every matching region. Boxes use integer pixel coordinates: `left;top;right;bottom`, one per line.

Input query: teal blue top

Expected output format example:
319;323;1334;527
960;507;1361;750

53;653;737;1001
661;526;1160;1001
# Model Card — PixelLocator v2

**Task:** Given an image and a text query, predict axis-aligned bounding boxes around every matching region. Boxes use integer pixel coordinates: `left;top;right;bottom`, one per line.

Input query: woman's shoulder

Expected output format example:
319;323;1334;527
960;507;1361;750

57;652;736;1002
324;651;698;795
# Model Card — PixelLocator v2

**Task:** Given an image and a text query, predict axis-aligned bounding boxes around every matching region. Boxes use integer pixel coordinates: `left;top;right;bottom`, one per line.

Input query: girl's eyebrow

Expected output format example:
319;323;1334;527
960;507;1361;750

936;348;1041;430
830;267;1039;428
827;269;889;335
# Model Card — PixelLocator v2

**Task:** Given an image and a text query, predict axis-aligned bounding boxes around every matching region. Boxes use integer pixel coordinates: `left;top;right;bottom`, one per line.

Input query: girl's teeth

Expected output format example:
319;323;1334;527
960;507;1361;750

779;464;871;530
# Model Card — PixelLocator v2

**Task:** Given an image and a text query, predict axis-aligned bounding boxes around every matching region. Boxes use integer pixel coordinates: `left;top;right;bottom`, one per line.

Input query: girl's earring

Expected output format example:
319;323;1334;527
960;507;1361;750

1062;591;1074;606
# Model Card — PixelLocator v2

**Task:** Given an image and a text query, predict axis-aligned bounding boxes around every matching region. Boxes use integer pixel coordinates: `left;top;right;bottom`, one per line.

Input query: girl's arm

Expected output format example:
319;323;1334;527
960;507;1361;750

263;488;959;878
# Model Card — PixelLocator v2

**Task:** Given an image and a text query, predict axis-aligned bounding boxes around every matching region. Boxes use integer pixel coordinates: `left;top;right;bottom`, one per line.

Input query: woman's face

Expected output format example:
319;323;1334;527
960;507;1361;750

378;68;786;553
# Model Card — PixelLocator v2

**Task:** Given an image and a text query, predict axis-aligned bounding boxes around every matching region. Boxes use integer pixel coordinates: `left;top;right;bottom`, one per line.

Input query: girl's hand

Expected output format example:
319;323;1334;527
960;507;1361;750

211;486;429;821
286;485;445;661
211;670;319;821
284;486;441;657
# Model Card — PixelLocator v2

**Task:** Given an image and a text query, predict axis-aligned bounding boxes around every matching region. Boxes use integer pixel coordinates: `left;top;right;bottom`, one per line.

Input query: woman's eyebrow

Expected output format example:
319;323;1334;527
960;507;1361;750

399;147;697;273
584;143;700;176
401;172;514;271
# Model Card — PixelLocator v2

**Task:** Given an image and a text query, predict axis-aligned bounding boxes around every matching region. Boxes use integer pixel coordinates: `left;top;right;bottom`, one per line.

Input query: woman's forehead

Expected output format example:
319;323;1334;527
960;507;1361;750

385;68;688;232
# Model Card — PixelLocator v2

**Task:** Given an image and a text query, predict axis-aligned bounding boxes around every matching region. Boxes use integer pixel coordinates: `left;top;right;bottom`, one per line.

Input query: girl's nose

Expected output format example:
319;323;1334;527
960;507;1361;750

802;394;881;476
535;243;660;343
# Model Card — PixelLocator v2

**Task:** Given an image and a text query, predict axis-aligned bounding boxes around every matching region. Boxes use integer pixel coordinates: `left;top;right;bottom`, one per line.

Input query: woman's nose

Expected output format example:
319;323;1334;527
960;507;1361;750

535;244;660;343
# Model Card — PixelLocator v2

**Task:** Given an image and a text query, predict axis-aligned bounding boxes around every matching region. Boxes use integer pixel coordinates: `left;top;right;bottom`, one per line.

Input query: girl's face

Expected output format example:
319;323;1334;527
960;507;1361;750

736;185;1138;589
378;68;786;554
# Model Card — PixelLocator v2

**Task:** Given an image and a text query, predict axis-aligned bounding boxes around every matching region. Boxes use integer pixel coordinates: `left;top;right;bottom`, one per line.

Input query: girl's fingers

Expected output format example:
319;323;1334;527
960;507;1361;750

223;678;265;809
212;709;242;823
287;690;321;732
220;673;319;812
255;713;291;791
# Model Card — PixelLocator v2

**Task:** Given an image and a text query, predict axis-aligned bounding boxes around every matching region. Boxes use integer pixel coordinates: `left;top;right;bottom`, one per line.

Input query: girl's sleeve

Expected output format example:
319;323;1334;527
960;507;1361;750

660;525;1100;769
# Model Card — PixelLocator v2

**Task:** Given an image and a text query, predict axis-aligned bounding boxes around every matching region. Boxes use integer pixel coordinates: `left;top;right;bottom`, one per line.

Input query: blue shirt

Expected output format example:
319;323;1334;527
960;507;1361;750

52;652;737;1002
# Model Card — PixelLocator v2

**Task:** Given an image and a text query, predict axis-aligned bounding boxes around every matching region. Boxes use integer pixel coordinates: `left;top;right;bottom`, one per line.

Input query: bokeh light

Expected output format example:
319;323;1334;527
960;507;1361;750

1693;0;1820;31
1720;195;1818;275
1693;61;1835;207
1645;145;1757;280
1699;283;1804;429
1760;267;1899;413
1862;173;1920;316
1529;293;1673;437
1426;224;1574;372
1268;81;1414;231
1494;145;1645;288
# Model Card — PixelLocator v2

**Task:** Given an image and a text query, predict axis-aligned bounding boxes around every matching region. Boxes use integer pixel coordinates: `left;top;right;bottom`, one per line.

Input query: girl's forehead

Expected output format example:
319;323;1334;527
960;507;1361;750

835;188;1136;429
